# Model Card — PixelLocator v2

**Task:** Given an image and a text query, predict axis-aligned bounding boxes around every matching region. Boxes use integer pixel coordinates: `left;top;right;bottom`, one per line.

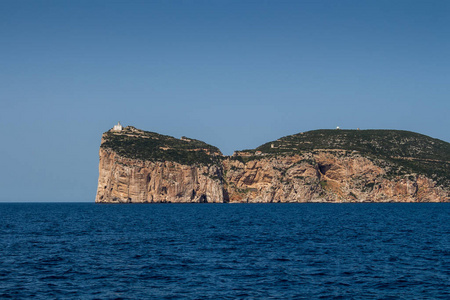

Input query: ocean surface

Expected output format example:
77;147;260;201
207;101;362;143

1;203;449;299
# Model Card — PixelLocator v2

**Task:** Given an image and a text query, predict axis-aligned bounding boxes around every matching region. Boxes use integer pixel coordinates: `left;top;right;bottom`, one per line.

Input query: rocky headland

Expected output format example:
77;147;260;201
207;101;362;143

95;126;450;203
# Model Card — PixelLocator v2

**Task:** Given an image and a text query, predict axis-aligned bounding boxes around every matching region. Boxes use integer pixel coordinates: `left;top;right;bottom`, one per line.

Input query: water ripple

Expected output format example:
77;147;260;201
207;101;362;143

0;203;449;299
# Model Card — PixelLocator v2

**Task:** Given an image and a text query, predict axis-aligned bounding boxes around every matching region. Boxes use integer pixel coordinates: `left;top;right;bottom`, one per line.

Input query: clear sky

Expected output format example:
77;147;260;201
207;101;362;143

1;0;449;202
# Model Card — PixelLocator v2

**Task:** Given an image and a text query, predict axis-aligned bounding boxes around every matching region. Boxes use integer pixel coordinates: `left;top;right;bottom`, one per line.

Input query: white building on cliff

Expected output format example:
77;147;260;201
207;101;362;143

112;122;123;131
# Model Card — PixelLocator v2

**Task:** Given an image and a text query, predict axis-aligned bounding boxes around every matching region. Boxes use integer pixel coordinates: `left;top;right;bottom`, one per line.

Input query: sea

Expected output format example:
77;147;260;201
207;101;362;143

0;203;449;299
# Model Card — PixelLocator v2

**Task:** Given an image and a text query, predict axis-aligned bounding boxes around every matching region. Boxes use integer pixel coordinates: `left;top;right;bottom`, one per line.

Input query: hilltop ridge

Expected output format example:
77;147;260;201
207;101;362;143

256;129;450;159
101;126;222;165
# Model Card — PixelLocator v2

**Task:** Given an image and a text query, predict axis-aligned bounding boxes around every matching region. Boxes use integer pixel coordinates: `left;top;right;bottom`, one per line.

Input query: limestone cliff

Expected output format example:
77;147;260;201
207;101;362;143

95;126;224;203
96;148;225;203
95;127;450;203
223;151;448;203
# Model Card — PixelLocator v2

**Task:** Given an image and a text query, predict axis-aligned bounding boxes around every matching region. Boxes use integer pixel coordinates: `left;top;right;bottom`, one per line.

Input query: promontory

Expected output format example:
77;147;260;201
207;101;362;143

95;124;450;203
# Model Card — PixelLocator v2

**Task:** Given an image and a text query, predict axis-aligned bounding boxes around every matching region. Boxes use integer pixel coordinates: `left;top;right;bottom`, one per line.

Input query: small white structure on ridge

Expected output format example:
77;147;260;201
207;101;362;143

112;121;123;131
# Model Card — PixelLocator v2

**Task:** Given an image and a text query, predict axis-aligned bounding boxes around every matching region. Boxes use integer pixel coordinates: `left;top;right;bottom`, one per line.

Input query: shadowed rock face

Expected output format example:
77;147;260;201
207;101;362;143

95;127;450;203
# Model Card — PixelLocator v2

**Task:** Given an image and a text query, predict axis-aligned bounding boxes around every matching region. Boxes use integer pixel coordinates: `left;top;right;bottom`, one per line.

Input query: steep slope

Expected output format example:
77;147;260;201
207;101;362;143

96;126;225;203
96;127;450;203
226;129;449;202
253;129;450;189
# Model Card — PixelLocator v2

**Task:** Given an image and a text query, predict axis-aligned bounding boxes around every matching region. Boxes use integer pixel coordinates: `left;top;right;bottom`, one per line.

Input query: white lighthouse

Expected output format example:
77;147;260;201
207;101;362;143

112;122;123;131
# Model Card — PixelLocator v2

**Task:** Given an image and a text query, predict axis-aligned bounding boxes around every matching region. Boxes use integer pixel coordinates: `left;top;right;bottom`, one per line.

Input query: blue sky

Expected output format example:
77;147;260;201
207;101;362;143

1;1;449;202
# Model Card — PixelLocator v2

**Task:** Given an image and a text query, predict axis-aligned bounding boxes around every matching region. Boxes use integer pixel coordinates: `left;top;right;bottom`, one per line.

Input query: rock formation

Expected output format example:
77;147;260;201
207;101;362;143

95;126;450;203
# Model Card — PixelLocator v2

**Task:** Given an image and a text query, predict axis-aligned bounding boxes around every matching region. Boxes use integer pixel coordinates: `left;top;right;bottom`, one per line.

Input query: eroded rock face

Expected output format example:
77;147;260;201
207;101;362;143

95;148;224;203
223;151;448;203
96;149;449;203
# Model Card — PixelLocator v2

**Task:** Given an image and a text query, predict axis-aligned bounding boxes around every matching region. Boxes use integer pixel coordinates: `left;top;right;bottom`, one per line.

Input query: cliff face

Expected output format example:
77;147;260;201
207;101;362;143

95;127;450;203
223;151;448;203
96;148;224;203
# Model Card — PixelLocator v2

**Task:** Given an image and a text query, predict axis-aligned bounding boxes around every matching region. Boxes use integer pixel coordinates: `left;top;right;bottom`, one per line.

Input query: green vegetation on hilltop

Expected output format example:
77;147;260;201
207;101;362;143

101;127;222;165
256;129;450;187
257;129;450;160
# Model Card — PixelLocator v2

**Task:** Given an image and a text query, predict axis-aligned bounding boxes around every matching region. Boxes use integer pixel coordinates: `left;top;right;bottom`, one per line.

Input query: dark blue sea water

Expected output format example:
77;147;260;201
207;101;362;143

1;203;449;299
